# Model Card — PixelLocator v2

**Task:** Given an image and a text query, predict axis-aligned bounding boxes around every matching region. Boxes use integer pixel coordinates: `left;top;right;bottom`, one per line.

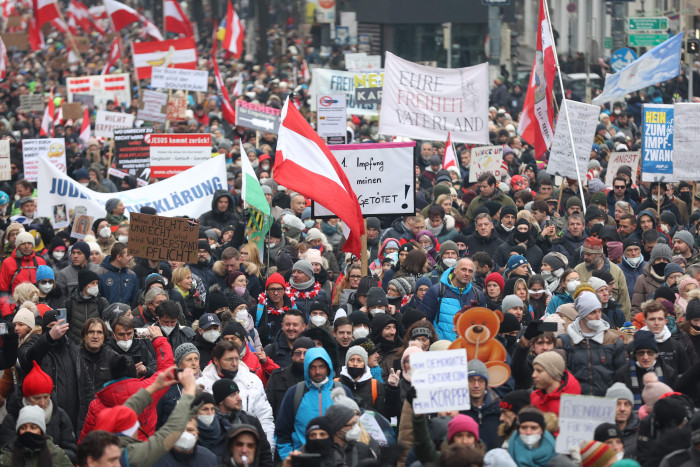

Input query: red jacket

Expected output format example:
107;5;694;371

530;370;581;416
241;341;279;386
78;336;174;442
0;248;46;299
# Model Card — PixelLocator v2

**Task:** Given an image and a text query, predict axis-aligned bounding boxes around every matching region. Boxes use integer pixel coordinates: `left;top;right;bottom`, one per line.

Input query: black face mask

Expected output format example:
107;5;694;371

504;335;517;348
347;366;365;379
652;262;669;277
291;361;304;376
387;296;401;306
220;369;238;380
16;432;46;450
692;325;700;332
514;230;529;243
305;437;333;455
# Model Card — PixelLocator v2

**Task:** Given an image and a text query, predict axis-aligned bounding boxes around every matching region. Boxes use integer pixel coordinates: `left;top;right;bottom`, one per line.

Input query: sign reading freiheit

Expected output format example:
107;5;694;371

235;101;281;133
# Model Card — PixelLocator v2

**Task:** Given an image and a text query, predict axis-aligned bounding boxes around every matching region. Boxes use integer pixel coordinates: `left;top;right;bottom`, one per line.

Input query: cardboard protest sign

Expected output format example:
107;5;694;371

71;214;94;239
669;103;700;182
94;111;135;138
379;52;489;144
19;94;44;112
166;97;188;122
74;36;90;52
22;138;67;182
137;90;168;123
0;140;10;181
72;94;95;107
605;152;641;186
310;68;382;116
556;394;616;454
0;33;29;50
149;133;212;178
469;145;506;183
66;74;131;110
641;104;673;182
62;103;83;120
317;94;347;138
547;99;599;181
410;349;470;414
345;52;381;70
127;212;199;263
235;101;281;133
151;67;208;92
312;142;416;217
51;57;68;70
112;128;153;185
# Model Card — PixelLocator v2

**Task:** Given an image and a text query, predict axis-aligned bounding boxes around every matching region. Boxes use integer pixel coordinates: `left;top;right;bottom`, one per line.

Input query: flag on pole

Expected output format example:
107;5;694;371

240;138;270;259
131;37;197;79
232;75;242;97
211;26;237;126
28;17;44;51
33;0;60;26
273;98;365;257
40;88;55;137
219;1;244;59
102;37;120;74
164;0;193;37
517;0;556;160
79;106;90;143
442;131;460;179
104;0;162;39
0;36;8;81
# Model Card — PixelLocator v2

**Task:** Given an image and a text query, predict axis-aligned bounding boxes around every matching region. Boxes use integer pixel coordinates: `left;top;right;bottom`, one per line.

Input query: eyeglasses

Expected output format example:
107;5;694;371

221;357;240;363
635;350;656;357
614;185;626;189
268;287;285;293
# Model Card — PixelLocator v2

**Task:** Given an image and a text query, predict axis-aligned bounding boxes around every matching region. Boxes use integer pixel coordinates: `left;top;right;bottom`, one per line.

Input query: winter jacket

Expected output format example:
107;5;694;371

660;446;700;467
511;343;536;390
461;387;501;450
55;262;102;299
607;189;638;217
107;337;157;377
264;329;294;369
494;231;544;271
265;364;305;419
196;361;275;450
620;257;646;301
380;217;411;244
464;189;515;223
465;230;504;261
152;445;218;467
79;335;174;442
550;228;587;267
638;195;683;225
192;333;218;370
165;324;195;352
240;342;279;386
65;288;109;344
255;292;297;347
574;259;631;318
80;344;120;391
0;248;46;295
546;291;573;315
0;437;73;467
337;366;400;419
198;190;239;231
98;256;139;307
530;370;581;415
287;284;328;319
225;410;275;467
420;267;486;340
557;320;627;396
615;358;678;409
274;347;353;460
632;263;665;315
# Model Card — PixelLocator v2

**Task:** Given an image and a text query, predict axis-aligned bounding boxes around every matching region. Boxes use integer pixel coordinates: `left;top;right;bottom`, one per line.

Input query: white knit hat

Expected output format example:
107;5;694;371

12;308;35;329
574;291;602;319
16;405;46;433
15;231;34;248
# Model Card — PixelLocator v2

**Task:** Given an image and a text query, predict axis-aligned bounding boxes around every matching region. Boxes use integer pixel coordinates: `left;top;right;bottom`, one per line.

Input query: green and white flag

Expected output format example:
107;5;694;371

240;140;271;260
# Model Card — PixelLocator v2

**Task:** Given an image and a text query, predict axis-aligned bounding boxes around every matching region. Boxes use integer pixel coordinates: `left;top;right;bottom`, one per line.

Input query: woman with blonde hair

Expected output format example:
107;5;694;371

239;243;265;278
172;266;204;322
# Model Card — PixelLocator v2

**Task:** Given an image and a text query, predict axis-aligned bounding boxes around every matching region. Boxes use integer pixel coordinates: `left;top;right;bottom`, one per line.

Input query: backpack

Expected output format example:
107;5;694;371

435;281;485;324
10;256;38;289
292;380;344;417
334;377;378;405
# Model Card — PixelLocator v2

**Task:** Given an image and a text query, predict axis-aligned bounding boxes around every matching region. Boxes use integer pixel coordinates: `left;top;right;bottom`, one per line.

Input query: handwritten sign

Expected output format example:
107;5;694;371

641;103;673;182
19;94;44;112
555;394;616;454
410;349;470;414
127;212;198;263
547;99;599;181
94;110;135;138
62;103;83;120
670;103;700;182
137;90;168;123
470;145;505;182
0;140;10;181
113;128;153;185
166;97;187;122
235;101;281;133
151;67;209;92
22;138;67;182
312;142;415;217
605;151;641;186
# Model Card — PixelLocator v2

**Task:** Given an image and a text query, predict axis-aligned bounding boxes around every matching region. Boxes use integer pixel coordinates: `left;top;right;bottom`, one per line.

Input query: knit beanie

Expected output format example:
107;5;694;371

72;241;91;259
324;403;356;437
505;255;528;274
35;265;54;282
292;337;316;351
593;422;622;443
518;409;546;431
499;389;532;414
192;392;216;408
13;308;35;329
642;381;673;408
501;295;524;314
265;273;286;289
221;321;247;343
632;330;658;353
345;345;368;367
212;378;239;405
348;310;371;328
78;269;99;291
650;243;673;264
292;260;314;280
366;287;388;308
356;276;377;297
574;291;601;319
673;230;694;249
687;299;700;321
305;228;323;242
105;198;120;214
533;351;565;381
587;277;607;292
467;359;489;382
581;236;604;254
484;272;505;291
606;382;634;405
173;343;199;366
304;248;323;265
542;252;566;271
15;231;34;248
566;196;583;210
206;288;230;314
16;405;46;434
22;361;53;397
389;277;413;296
440;241;459;256
580;440;616;467
447;414;480;443
401;346;423;381
330;387;360;413
305;416;333;437
664;263;684;280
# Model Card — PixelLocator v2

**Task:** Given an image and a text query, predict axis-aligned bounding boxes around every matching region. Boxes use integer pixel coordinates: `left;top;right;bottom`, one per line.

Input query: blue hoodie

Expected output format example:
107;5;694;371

273;347;352;460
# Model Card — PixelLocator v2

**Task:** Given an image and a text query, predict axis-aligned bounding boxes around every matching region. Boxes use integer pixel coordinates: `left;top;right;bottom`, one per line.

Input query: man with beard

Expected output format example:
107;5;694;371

188;240;217;290
672;231;700;266
495;205;518;242
265;337;315;419
497;390;532;447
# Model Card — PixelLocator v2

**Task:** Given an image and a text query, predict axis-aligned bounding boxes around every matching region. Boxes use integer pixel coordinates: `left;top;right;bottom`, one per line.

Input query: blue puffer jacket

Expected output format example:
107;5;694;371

98;256;139;307
273;347;352;460
546;291;574;315
419;267;486;340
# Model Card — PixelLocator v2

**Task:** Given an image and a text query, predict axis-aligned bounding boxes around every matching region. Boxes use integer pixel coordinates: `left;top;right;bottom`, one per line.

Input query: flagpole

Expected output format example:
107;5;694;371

541;0;587;215
56;8;85;66
103;0;125;72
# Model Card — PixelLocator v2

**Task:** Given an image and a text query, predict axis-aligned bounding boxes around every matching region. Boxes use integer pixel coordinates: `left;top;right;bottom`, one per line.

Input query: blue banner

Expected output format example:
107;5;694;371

641;104;674;181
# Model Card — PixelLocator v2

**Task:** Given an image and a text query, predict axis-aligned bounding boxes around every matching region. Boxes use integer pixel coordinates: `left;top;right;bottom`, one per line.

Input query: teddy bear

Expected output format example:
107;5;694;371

448;306;511;387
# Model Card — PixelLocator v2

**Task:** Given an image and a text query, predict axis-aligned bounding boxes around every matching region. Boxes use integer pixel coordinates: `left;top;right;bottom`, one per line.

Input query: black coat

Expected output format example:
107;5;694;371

107;337;157;377
80;344;119;390
465;230;503;260
192;333;218;370
199;190;239;232
263;330;293;369
336;373;401;419
265;365;305;419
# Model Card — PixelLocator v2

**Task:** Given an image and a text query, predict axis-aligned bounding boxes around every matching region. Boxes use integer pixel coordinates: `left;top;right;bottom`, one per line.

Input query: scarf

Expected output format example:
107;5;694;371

258;292;294;317
197;417;222;451
287;281;321;299
507;431;556;467
628;360;664;409
689;325;700;336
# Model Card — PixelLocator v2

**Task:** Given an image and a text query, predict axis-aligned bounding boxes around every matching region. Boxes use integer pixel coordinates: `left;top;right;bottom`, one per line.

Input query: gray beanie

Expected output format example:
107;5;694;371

574;291;601;319
345;345;368;367
324;403;356;436
542;252;567;271
650;243;673;264
173;343;200;366
105;198;121;214
389;277;414;296
439;241;459;256
16;405;46;434
588;277;607;292
501;295;524;314
606;382;634;405
674;230;694;250
292;260;314;281
366;287;388;308
467;359;489;382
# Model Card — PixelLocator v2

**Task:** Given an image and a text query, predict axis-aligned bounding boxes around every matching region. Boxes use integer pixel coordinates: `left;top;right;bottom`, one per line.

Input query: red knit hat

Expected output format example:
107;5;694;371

582;237;604;254
22;361;53;397
485;272;505;292
265;273;286;290
93;405;138;434
447;414;480;442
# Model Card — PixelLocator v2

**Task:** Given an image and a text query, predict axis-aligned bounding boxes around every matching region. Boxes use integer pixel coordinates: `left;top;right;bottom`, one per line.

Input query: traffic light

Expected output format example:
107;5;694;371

688;38;700;54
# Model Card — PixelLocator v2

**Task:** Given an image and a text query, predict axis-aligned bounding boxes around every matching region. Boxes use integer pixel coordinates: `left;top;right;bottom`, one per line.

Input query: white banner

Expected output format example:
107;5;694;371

309;68;382;116
66;73;131;110
547;99;599;181
470;145;506;183
94;111;135;138
379;52;489;144
345;52;381;71
38;154;227;221
22;138;67;182
312;142;416;217
137;90;168;123
151;67;209;92
670;103;700;182
556;394;616;454
605;151;641;186
0;140;10;181
410;349;470;414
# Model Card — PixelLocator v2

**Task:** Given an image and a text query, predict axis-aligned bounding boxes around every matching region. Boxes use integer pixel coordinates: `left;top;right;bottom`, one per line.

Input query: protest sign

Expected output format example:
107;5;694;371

379;52;489;144
74;36;90;52
0;140;10;180
137;90;168;123
127;212;199;263
669;103;700;181
0;33;29;50
52;204;69;229
151;67;209;92
470;146;506;183
310;68;382;116
62;103;83;120
355;87;382;105
556;394;616;454
235;101;281;133
641;104;674;182
52;57;68;70
71;214;94;240
605;152;641;186
38;154;227;221
112;128;153;184
72;94;95;108
149;134;212;178
313;142;415;217
345;52;382;70
317;94;347;138
66;74;131;110
22;138;67;182
166;97;188;122
94;111;135;138
410;349;470;414
547;99;599;181
18;94;44;112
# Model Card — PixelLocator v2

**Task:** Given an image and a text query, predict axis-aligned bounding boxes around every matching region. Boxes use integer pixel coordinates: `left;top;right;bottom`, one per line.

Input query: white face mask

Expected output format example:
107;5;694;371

566;280;580;294
353;327;369;339
519;433;541;448
174;431;197;451
586;319;605;332
626;255;642;267
203;329;221;343
235;310;249;325
310;376;328;388
651;194;660;202
99;227;111;238
198;414;215;427
616;452;624;461
161;325;175;336
310;315;327;327
117;339;133;351
52;251;65;261
79;182;89;187
343;423;362;441
38;283;53;294
501;224;515;232
118;235;128;243
442;257;457;268
86;286;99;297
370;308;385;316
